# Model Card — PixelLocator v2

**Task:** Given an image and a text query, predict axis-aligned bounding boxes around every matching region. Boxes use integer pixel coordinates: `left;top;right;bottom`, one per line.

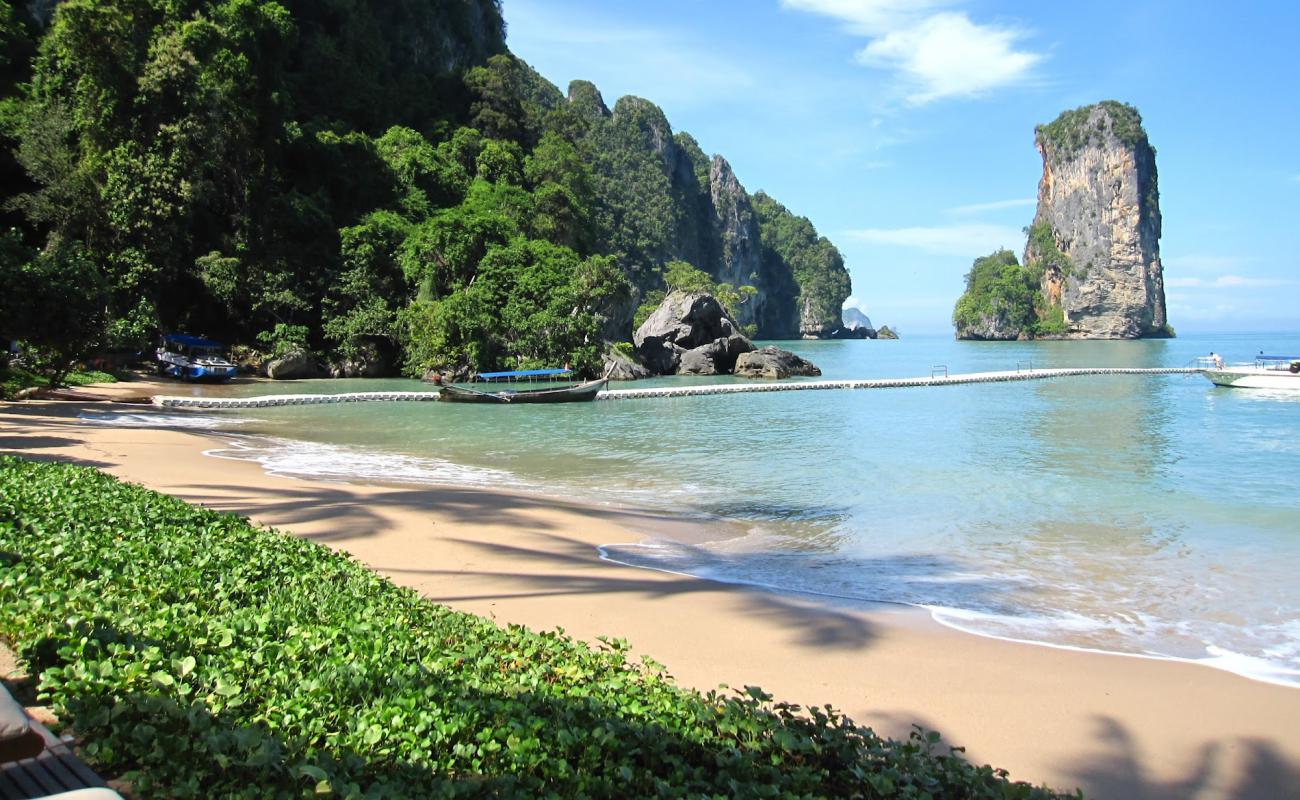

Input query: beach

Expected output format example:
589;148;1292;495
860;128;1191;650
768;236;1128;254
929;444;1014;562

2;392;1299;800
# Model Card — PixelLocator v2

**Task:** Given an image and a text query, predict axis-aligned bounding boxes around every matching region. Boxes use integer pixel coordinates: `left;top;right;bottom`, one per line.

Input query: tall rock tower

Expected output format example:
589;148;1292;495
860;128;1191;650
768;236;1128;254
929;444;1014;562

1026;101;1169;338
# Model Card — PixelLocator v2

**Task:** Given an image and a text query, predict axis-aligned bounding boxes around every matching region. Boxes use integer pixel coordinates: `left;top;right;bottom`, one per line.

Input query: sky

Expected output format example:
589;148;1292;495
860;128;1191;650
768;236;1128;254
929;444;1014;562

502;0;1299;335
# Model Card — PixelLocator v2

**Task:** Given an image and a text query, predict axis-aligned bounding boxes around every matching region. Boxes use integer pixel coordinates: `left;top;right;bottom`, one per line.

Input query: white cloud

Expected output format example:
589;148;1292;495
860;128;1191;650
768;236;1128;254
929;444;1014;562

780;0;946;35
946;197;1036;216
1165;275;1295;289
844;223;1025;256
782;1;1043;104
857;13;1043;104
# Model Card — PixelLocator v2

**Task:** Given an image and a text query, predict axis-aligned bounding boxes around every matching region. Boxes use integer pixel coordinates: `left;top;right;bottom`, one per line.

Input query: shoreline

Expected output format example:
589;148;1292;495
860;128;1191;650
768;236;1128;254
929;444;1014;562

3;394;1300;798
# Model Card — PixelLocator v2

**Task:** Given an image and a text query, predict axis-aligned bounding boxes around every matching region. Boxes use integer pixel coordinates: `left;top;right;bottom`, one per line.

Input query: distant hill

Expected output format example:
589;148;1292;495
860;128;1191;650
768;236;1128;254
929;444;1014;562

842;306;874;332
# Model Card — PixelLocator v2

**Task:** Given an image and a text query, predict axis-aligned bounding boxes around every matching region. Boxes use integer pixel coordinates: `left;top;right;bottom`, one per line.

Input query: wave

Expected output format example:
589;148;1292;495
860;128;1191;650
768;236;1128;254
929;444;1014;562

203;436;532;491
78;409;254;429
599;539;1300;689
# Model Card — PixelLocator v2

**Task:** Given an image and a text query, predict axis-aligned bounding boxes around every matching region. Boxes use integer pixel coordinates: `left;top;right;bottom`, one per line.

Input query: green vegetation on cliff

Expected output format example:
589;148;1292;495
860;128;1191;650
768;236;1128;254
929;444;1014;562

0;0;848;383
752;192;852;335
1035;100;1146;156
951;248;1066;339
1;456;1071;798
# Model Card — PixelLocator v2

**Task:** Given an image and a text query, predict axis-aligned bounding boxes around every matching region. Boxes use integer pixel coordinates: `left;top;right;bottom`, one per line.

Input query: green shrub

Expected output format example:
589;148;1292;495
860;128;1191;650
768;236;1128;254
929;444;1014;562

1032;304;1068;337
0;457;1075;799
256;324;312;359
952;249;1039;336
1024;223;1076;278
0;366;116;398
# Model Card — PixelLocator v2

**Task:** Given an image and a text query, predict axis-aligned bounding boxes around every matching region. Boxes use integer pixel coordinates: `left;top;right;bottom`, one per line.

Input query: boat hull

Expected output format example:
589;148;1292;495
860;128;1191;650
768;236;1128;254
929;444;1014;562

438;378;607;404
1204;368;1300;390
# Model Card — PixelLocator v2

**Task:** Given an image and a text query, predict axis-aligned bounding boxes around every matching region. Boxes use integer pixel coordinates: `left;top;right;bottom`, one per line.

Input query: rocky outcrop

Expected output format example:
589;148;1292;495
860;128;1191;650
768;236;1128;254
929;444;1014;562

733;347;822;379
266;349;324;380
601;347;652;381
1026;102;1168;338
876;326;899;340
328;341;390;378
633;291;753;375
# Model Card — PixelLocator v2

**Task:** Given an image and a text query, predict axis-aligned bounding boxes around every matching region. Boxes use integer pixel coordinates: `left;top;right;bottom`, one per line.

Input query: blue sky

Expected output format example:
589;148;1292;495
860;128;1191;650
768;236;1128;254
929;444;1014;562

503;0;1299;334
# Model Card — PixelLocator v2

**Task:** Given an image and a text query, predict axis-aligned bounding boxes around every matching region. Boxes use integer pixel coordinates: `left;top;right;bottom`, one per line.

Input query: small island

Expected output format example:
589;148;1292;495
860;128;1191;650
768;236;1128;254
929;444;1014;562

953;101;1171;340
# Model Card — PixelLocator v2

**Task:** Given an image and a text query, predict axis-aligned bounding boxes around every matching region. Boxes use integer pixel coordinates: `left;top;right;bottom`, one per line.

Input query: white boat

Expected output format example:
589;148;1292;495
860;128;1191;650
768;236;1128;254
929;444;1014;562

1202;354;1300;390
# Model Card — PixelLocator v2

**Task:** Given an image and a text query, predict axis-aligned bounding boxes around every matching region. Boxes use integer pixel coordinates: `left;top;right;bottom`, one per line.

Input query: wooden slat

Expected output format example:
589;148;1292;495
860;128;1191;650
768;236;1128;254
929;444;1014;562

0;758;47;799
0;768;35;799
0;718;108;799
29;751;78;792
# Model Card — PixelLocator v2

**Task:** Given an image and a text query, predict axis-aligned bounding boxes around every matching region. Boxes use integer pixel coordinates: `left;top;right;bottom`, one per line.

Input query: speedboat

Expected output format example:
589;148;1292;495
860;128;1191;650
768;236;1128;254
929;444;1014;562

156;333;238;382
1202;354;1300;390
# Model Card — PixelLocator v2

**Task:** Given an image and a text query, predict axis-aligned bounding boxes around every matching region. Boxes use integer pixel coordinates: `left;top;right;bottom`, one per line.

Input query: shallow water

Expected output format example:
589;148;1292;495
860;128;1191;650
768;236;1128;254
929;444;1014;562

104;332;1300;686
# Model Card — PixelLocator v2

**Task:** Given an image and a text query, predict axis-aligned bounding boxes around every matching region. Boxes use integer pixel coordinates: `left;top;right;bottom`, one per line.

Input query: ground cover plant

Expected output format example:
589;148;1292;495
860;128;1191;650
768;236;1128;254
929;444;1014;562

0;456;1078;798
0;365;117;398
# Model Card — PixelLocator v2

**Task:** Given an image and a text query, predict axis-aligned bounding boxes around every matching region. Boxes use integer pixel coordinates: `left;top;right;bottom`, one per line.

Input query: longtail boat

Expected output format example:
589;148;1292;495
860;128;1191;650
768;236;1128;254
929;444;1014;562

437;369;606;404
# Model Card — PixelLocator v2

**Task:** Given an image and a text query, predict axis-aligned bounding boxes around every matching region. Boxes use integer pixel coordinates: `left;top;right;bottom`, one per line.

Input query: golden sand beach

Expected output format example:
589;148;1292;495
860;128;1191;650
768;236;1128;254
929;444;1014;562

2;390;1298;799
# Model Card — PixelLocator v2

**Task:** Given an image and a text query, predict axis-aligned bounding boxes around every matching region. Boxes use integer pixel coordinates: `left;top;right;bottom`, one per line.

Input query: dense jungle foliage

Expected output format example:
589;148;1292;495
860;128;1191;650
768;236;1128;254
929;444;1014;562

950;248;1067;339
0;0;851;381
0;455;1075;798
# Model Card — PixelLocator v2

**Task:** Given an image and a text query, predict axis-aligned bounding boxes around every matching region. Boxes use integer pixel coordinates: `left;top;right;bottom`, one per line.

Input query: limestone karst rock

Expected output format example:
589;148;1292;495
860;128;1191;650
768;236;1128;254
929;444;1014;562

1026;101;1168;338
952;102;1170;340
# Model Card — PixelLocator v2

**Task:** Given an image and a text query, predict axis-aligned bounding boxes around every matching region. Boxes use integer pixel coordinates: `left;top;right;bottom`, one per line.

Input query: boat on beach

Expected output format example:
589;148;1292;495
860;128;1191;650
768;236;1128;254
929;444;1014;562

1202;353;1300;390
437;368;606;404
155;333;238;382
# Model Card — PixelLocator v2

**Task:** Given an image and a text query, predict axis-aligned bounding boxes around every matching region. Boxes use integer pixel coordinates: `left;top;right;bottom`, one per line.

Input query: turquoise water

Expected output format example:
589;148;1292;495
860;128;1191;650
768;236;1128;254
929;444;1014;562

93;333;1300;685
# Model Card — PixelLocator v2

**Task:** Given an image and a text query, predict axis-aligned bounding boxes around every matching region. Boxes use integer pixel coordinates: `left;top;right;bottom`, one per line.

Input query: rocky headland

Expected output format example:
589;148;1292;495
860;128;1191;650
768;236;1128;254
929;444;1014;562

953;101;1170;340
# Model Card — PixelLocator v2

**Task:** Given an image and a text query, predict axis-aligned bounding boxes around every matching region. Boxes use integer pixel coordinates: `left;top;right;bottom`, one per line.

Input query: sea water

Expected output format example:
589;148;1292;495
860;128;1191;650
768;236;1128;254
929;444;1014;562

100;332;1300;686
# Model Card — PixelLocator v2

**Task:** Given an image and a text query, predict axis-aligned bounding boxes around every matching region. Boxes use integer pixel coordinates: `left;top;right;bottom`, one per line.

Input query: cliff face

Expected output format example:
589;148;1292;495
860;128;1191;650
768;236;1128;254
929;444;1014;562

1027;102;1168;338
567;83;849;339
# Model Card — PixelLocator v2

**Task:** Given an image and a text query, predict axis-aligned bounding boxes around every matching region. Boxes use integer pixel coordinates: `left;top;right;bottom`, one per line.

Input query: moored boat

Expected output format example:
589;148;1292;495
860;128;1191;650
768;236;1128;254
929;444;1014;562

438;368;606;404
1202;354;1300;390
156;333;238;382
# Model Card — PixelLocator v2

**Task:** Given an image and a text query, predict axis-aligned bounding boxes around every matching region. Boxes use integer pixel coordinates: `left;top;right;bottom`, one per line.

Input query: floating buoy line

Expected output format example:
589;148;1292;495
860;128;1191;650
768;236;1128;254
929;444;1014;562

151;367;1203;409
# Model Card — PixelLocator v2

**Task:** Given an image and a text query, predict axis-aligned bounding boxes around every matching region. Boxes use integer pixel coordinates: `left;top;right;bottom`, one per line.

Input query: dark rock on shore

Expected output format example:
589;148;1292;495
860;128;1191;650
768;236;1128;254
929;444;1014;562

602;348;653;381
329;341;391;378
633;290;754;375
632;290;821;378
829;326;874;340
266;349;325;380
733;346;822;379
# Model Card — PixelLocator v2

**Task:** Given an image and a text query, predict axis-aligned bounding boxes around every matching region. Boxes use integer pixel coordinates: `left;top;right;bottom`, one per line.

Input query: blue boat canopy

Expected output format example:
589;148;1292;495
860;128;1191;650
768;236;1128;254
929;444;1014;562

477;368;571;380
163;333;225;348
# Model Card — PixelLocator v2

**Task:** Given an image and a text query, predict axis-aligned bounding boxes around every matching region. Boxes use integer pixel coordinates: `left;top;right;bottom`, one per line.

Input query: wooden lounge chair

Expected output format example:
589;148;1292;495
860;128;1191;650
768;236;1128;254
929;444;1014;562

0;684;122;800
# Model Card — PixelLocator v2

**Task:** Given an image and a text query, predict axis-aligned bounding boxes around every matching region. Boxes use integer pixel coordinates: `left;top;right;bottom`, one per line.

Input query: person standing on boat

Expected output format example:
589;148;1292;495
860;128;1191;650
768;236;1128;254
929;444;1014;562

1210;352;1224;369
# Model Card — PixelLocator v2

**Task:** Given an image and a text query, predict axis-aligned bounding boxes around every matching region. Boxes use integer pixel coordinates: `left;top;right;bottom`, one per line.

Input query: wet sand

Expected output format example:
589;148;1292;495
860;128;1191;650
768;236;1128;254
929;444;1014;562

2;393;1298;799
